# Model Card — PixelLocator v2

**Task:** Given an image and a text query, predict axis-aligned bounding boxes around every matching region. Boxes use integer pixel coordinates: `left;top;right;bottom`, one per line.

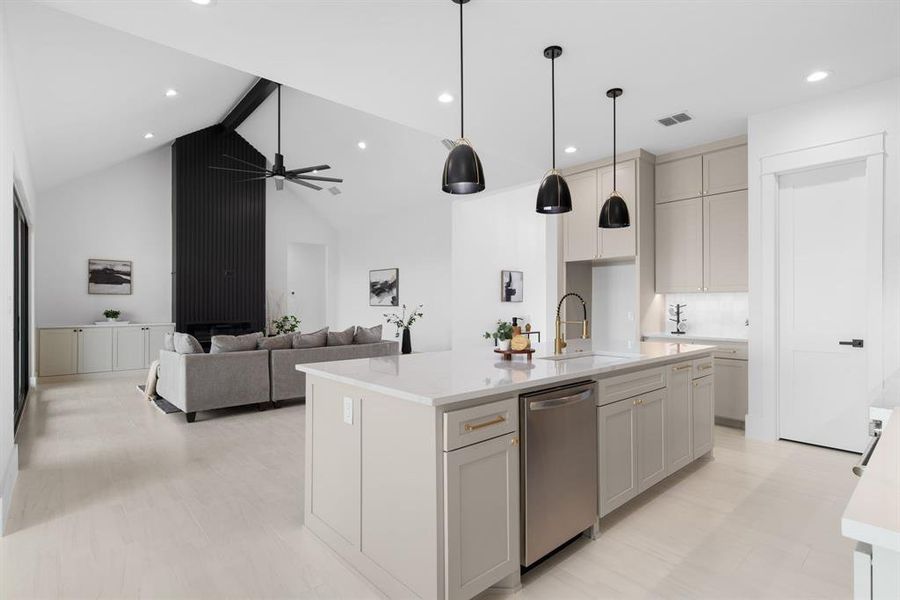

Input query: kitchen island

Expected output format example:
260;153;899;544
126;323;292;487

297;342;716;600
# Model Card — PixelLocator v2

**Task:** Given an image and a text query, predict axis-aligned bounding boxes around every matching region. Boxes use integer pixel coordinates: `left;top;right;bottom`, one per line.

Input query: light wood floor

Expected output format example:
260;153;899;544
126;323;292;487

1;372;859;599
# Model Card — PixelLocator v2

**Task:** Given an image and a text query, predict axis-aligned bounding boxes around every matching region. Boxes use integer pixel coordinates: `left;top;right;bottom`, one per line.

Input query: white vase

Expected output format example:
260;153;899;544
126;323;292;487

497;339;511;351
106;317;117;322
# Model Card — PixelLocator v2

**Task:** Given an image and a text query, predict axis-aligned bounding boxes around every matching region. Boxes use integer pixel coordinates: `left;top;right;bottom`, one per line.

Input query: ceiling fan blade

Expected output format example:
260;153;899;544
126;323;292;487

222;153;268;171
293;174;343;183
275;178;284;191
237;175;271;183
285;164;330;176
210;165;270;175
286;177;323;191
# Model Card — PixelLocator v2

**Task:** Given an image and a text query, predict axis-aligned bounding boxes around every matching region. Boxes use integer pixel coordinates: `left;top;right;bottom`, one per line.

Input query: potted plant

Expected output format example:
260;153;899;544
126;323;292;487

384;304;424;354
103;309;120;323
270;315;301;335
484;320;514;351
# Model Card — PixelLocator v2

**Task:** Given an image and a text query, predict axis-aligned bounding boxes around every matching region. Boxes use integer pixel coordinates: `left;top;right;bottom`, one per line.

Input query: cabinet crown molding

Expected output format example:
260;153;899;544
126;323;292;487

656;134;747;165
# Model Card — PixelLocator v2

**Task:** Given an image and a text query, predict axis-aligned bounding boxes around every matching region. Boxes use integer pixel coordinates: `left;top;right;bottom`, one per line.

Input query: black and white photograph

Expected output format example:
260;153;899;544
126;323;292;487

369;268;399;306
88;259;132;295
501;270;523;302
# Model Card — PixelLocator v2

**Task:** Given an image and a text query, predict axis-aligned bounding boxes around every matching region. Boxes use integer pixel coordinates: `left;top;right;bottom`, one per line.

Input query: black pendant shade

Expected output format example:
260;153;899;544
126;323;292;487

599;87;631;228
442;140;485;194
442;0;484;195
536;171;572;213
536;45;572;214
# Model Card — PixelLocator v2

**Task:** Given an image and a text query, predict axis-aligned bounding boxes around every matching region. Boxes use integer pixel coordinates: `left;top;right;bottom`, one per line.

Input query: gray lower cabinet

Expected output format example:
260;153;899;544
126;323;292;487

114;327;146;371
665;362;694;474
598;398;637;516
635;389;667;492
692;375;715;456
714;357;748;424
77;328;113;373
443;432;519;600
38;329;78;376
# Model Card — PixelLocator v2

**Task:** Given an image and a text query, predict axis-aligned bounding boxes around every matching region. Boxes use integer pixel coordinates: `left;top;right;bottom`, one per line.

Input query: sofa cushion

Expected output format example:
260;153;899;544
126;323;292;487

293;327;328;349
327;326;355;346
257;334;293;350
354;324;383;344
174;333;204;354
210;332;263;354
163;332;176;352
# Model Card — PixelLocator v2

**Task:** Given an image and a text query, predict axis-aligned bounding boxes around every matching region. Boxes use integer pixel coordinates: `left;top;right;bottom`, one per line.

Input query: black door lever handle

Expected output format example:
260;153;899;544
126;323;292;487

839;339;864;348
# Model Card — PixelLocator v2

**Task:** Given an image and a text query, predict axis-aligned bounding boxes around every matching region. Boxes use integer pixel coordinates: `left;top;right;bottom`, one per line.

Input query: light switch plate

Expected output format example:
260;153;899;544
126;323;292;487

342;397;353;425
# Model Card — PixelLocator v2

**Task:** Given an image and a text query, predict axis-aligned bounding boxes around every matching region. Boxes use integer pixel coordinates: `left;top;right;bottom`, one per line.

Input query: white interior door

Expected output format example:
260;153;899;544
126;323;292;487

286;242;328;332
777;160;873;452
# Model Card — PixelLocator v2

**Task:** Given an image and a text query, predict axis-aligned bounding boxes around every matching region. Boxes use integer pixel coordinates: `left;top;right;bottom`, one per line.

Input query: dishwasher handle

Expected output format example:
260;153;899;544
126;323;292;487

528;389;593;411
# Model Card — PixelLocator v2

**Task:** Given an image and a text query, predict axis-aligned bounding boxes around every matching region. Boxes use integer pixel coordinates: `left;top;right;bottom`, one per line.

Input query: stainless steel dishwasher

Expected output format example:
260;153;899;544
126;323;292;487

520;381;598;566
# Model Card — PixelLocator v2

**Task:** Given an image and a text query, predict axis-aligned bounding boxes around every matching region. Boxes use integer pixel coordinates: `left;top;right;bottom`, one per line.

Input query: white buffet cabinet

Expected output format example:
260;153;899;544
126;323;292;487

38;323;174;376
298;342;716;600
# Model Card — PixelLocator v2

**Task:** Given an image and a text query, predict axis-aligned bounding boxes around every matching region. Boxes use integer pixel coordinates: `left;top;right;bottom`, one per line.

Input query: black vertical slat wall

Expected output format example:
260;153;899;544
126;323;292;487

171;125;267;339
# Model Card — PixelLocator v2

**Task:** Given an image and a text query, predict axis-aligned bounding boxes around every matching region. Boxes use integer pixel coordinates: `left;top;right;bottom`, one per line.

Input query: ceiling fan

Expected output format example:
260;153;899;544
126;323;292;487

210;83;343;192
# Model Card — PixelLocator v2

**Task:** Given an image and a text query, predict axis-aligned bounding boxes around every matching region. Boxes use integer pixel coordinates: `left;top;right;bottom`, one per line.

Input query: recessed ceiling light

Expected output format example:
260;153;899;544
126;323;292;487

144;132;155;139
191;0;214;5
357;141;367;150
165;88;178;97
806;70;830;83
438;92;454;103
564;146;577;154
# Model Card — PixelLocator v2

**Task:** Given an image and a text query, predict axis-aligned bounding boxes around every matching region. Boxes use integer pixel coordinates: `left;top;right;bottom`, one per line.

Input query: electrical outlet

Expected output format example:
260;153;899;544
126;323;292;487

626;311;635;321
342;397;353;425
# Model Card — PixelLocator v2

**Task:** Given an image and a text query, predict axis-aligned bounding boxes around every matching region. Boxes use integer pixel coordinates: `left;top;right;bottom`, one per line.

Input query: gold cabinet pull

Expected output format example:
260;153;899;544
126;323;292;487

699;364;713;370
465;415;506;432
672;364;692;372
510;437;519;446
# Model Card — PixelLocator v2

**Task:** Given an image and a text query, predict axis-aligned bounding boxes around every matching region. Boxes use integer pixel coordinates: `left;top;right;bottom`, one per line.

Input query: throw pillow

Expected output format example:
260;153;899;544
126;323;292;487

293;327;329;349
174;332;204;354
163;332;176;352
354;324;383;344
210;332;263;354
327;326;355;346
257;334;293;350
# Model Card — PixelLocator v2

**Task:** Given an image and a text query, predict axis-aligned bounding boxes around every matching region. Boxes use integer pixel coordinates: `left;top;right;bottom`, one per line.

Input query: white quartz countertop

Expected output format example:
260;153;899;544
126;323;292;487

40;322;175;329
842;408;900;552
643;332;748;344
296;341;716;407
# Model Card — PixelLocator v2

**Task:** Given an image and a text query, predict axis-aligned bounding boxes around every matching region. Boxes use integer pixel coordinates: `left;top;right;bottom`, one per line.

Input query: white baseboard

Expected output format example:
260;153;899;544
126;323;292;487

1;443;19;536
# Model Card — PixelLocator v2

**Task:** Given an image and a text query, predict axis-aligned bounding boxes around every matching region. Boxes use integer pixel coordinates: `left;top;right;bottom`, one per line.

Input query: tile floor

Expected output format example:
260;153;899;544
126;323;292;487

1;372;859;599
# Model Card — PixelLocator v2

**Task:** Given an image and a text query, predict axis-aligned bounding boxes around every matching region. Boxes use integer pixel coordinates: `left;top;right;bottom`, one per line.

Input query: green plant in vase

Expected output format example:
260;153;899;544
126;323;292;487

103;309;120;322
484;320;514;351
384;304;424;355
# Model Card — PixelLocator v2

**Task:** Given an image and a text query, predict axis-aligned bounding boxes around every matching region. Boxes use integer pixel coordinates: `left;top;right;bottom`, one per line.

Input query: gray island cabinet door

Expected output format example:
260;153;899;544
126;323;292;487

665;362;694;475
692;376;715;456
443;432;519;600
636;388;667;492
598;398;637;517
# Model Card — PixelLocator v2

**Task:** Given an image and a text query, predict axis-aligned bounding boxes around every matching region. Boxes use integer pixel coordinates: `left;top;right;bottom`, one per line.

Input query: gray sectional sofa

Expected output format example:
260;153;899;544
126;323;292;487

157;331;398;422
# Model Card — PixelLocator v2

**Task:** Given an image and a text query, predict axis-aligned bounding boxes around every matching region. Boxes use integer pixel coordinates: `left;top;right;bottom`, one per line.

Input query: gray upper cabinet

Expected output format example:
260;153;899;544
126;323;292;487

703;145;748;196
655;197;704;292
655;155;702;203
704;190;748;292
563;169;599;262
598;161;637;259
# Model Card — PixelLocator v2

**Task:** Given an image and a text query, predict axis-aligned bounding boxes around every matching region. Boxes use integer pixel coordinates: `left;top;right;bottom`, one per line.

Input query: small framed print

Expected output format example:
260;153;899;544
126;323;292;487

369;268;399;306
501;270;523;302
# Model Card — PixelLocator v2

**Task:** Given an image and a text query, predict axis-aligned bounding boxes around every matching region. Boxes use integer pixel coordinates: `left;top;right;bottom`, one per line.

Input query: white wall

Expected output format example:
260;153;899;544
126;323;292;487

336;202;452;352
592;263;638;351
265;184;338;331
451;182;551;351
0;1;38;533
36;147;172;326
747;77;900;440
285;242;328;332
662;292;749;339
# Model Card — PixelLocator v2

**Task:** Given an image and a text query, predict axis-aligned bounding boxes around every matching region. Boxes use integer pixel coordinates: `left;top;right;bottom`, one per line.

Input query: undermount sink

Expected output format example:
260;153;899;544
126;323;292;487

540;351;639;363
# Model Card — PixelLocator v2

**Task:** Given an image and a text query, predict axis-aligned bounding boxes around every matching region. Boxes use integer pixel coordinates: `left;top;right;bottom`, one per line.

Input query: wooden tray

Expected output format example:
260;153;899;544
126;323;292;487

494;348;535;361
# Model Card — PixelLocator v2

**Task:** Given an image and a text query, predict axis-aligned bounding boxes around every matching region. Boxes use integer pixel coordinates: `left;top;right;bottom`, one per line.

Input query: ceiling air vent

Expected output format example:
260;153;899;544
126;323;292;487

657;111;693;127
327;186;342;195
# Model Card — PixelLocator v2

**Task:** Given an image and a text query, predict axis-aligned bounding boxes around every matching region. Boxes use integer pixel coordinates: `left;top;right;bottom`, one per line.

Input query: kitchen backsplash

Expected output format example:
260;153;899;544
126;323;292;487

663;293;749;339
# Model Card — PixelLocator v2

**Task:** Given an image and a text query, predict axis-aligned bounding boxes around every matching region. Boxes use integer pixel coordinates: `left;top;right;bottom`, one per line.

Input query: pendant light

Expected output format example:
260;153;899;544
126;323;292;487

599;88;630;228
442;0;485;194
535;45;572;214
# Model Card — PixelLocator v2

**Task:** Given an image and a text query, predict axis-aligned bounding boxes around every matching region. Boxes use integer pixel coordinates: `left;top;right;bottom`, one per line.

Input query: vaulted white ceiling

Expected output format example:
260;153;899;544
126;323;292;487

5;1;255;191
36;0;900;183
